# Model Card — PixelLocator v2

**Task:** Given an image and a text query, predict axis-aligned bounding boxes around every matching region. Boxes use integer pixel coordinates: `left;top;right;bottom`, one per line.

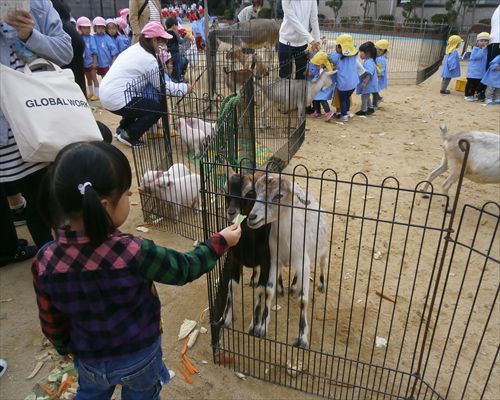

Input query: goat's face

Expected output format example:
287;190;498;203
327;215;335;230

247;174;292;229
225;170;255;222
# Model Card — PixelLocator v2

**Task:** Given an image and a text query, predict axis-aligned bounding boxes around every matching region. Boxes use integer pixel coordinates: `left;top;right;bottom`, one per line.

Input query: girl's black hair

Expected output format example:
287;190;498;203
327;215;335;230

359;41;377;60
165;17;177;29
41;141;132;247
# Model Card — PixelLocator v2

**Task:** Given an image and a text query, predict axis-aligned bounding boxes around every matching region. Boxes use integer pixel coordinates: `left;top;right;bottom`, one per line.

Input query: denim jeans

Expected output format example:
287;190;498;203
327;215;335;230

338;89;354;116
112;97;163;140
74;338;169;400
278;42;308;80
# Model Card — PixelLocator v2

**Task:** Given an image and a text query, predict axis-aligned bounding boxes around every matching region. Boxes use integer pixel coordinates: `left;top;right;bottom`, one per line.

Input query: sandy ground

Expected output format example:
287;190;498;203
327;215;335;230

0;66;499;400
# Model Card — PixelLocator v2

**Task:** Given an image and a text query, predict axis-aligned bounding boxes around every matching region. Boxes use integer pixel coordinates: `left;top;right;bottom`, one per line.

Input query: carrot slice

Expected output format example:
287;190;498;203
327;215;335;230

181;337;189;356
178;365;193;384
375;290;397;304
182;354;199;374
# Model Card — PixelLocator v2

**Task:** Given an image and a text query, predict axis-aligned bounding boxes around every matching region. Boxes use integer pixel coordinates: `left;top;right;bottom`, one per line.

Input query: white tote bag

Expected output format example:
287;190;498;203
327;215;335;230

0;58;102;162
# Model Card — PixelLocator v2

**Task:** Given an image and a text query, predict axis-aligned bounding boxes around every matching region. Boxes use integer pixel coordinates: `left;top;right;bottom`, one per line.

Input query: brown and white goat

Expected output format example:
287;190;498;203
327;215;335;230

247;174;329;348
422;125;500;201
225;48;268;79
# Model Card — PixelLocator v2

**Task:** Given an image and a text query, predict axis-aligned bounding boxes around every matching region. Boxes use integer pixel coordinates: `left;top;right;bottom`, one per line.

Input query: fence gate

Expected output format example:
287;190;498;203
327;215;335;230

202;137;499;399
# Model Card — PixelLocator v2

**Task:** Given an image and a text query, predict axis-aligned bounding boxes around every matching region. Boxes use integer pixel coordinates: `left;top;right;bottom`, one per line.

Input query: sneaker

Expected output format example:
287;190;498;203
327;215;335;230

485;99;495;105
440;90;451;95
115;127;127;138
118;131;144;147
323;111;334;121
0;244;37;268
334;112;342;119
355;110;367;116
339;115;349;122
11;204;26;227
367;108;375;115
0;359;6;377
378;96;384;104
464;96;476;102
311;111;320;118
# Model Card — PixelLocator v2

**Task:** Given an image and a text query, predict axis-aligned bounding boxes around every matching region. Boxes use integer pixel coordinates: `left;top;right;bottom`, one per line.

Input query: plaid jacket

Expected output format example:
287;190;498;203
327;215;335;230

32;227;228;362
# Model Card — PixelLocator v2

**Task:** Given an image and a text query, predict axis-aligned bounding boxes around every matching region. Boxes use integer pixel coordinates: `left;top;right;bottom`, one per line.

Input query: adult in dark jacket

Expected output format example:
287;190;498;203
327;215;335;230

51;0;86;96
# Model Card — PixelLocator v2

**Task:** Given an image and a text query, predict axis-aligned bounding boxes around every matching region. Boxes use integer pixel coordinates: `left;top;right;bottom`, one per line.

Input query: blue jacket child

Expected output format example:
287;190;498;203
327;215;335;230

357;58;379;95
93;33;118;69
467;47;488;79
481;55;500;89
82;35;97;68
442;35;462;79
376;54;387;91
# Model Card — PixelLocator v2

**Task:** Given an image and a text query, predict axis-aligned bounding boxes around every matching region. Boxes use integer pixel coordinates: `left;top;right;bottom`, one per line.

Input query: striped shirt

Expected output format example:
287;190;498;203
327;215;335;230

0;24;48;182
32;228;229;362
148;0;161;23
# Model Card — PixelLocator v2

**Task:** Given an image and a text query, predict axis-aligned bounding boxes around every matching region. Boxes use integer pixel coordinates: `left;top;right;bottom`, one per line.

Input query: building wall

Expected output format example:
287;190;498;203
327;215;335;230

67;0;129;19
316;0;497;26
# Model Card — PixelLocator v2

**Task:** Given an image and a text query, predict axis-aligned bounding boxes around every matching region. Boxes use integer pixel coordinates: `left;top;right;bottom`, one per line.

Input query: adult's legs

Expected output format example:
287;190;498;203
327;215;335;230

14;168;52;248
0;184;19;258
293;44;308;80
278;42;293;79
115;98;163;140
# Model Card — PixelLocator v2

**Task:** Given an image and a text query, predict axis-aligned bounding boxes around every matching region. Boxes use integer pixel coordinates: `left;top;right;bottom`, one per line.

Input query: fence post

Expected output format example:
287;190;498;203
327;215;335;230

157;58;173;167
208;31;217;108
409;140;471;398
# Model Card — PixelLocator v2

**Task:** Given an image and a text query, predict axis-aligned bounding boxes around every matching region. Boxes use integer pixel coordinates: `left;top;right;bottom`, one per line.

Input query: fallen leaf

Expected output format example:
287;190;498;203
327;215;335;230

0;298;13;303
235;372;247;380
26;361;44;379
136;226;149;233
375;336;388;348
271;304;281;311
178;319;197;340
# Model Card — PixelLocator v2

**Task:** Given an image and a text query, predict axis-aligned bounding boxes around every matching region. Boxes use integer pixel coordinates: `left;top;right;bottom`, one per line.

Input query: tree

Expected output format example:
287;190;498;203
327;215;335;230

326;0;343;22
360;0;376;19
401;0;418;22
445;0;474;31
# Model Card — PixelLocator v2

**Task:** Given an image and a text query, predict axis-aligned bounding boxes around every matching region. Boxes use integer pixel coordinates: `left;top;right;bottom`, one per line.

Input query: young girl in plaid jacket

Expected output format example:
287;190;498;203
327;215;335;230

32;141;241;399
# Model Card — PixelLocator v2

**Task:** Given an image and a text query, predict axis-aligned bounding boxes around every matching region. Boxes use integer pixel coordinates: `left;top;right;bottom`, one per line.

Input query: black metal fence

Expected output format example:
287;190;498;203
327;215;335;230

201;141;499;399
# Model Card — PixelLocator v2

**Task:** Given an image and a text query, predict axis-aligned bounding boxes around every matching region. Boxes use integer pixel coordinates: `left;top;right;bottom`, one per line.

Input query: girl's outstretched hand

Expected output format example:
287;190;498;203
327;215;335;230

219;224;242;247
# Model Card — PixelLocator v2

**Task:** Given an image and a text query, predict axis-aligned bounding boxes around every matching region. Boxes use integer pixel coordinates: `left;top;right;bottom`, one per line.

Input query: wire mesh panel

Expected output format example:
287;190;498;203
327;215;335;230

124;67;224;240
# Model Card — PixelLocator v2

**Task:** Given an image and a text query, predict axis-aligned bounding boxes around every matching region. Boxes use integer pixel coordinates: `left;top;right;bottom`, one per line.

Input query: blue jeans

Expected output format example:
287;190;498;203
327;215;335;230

74;338;169;400
338;88;354;116
112;97;163;140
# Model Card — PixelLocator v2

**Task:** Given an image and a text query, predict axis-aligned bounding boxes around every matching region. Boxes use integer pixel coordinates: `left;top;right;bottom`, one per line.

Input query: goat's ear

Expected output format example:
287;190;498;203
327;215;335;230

241;175;254;197
293;182;311;206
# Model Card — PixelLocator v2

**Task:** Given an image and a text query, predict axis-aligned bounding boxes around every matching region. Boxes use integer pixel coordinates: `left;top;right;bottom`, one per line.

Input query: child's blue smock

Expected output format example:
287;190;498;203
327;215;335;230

192;20;205;42
481;55;500;89
441;50;461;78
329;52;358;91
82;35;97;68
356;58;379;94
376;54;387;91
108;34;130;53
466;47;488;79
94;33;119;68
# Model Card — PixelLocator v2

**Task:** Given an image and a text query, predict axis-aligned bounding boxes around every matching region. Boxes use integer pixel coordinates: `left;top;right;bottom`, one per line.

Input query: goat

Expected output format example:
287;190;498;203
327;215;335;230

247;174;329;348
217;19;280;53
257;70;336;128
222;66;254;92
226;48;268;79
216;160;288;333
422;125;500;203
177;117;210;157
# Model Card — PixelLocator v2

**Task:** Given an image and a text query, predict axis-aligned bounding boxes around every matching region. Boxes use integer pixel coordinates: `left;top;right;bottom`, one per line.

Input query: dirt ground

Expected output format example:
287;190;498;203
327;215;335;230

0;67;499;400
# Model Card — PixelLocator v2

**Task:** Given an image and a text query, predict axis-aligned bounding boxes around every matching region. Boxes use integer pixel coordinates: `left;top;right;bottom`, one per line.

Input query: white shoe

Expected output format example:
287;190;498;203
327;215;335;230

339;115;349;122
464;96;476;102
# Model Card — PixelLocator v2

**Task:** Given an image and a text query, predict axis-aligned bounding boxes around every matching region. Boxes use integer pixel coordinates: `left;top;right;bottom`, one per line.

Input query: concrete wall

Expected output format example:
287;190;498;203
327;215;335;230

67;0;129;19
316;0;496;26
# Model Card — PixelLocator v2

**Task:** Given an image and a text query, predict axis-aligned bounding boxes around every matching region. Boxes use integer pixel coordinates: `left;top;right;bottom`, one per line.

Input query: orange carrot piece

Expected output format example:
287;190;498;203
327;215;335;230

38;384;53;396
54;375;74;399
178;365;193;384
375;290;397;304
316;316;336;321
181;337;189;356
182;354;199;374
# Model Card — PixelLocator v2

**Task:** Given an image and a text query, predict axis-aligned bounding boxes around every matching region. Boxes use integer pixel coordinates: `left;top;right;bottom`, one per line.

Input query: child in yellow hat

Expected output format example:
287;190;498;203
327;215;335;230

441;35;463;94
309;51;335;121
464;32;490;101
373;39;389;108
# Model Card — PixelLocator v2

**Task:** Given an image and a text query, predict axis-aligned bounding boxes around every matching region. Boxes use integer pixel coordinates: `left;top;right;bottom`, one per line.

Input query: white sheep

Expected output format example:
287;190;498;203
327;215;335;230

257;70;336;128
422;125;500;201
246;173;329;348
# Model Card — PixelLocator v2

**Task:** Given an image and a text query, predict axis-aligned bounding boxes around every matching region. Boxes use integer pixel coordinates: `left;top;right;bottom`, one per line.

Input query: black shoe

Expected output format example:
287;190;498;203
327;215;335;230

118;131;145;148
11;205;26;227
0;244;37;267
355;110;367;116
440;90;451;95
367;108;375;115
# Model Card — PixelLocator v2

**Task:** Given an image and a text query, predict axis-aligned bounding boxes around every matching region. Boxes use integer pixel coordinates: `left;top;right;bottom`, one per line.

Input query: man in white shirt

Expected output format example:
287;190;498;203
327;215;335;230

487;5;500;66
278;0;320;80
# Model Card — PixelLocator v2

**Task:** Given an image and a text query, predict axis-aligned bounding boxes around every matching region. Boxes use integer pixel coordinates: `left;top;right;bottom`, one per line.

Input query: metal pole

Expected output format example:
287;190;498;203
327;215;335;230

100;0;104;17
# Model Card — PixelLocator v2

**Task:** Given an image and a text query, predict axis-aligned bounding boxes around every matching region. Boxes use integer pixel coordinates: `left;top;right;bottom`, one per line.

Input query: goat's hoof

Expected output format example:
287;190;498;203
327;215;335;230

257;327;267;339
317;283;325;293
248;325;258;336
289;286;297;296
277;286;285;297
292;338;308;348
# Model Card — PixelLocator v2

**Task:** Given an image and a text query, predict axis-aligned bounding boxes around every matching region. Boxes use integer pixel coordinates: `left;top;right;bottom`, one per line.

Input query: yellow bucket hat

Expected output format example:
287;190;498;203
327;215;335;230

446;35;462;54
310;51;333;71
477;32;491;41
375;39;389;52
336;34;358;56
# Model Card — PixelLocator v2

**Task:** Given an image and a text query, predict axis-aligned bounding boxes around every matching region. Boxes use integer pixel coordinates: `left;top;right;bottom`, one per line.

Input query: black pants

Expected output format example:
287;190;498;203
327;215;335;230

465;78;486;98
278;42;308;80
313;100;330;113
338;89;354;116
113;97;163;140
0;167;52;256
486;42;500;67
